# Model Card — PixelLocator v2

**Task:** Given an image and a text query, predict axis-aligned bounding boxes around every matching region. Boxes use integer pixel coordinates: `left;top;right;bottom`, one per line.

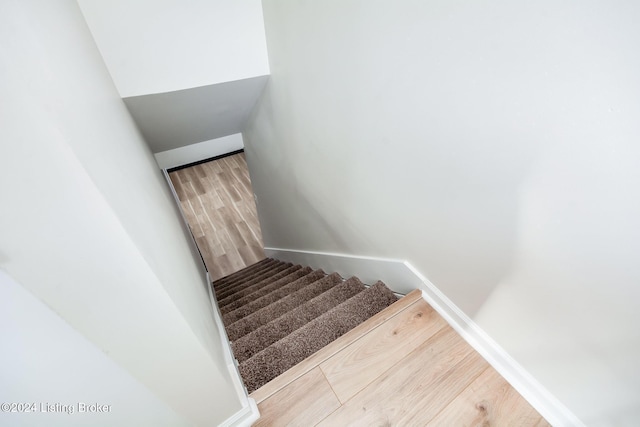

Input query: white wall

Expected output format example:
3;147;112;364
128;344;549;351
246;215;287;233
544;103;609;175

0;0;242;425
244;1;640;425
0;270;190;427
155;134;244;170
76;0;269;97
124;76;268;153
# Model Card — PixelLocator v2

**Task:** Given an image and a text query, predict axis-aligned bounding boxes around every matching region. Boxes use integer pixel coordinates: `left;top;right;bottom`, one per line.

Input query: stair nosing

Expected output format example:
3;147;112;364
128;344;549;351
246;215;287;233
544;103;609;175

238;281;398;392
250;289;423;403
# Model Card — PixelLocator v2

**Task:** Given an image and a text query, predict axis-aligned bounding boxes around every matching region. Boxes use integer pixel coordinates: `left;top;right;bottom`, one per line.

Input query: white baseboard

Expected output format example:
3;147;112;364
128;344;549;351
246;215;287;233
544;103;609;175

217;397;259;427
154;133;244;170
263;248;422;294
206;272;247;393
264;247;585;427
205;273;261;427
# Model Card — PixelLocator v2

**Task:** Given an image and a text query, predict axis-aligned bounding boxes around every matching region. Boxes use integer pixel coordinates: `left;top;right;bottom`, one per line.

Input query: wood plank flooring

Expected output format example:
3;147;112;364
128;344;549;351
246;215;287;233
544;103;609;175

168;153;265;281
253;290;550;426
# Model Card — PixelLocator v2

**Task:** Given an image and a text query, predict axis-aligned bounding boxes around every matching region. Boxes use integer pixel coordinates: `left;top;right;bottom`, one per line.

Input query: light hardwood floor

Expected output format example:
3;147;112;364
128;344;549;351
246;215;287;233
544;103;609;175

168;153;265;281
252;290;550;426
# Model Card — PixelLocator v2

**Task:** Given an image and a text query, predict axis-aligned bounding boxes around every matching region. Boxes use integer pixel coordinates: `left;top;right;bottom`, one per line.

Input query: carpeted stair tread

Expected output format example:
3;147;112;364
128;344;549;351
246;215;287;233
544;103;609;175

225;272;344;341
238;281;398;392
214;259;287;295
221;267;318;323
213;258;274;285
213;258;279;291
218;265;305;311
216;263;297;303
215;262;285;298
215;261;292;298
212;258;275;288
230;276;365;362
213;258;273;285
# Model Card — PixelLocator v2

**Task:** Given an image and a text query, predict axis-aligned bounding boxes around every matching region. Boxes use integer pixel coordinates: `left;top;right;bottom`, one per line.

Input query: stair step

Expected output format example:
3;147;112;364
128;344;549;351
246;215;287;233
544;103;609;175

217;263;296;304
220;266;309;314
225;272;344;341
222;267;316;323
213;258;277;289
238;281;398;393
231;276;365;362
214;259;284;294
216;261;293;299
212;258;272;286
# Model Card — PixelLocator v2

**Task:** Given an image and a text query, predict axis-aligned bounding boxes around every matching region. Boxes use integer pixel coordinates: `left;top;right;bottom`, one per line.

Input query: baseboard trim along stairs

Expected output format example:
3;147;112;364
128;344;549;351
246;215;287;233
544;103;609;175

261;247;586;427
206;269;259;427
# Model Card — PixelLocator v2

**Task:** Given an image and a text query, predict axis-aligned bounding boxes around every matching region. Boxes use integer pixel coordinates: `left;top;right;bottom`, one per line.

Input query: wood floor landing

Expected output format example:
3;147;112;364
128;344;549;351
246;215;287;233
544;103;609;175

168;153;265;281
252;290;549;426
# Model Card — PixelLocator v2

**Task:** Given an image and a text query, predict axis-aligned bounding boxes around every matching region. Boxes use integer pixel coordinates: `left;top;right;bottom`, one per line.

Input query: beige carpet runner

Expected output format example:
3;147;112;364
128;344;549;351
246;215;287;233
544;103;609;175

212;258;399;393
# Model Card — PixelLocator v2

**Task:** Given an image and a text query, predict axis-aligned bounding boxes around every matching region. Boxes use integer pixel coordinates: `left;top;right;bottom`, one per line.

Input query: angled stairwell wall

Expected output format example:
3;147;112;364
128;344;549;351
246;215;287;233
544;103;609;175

0;1;248;425
244;1;640;425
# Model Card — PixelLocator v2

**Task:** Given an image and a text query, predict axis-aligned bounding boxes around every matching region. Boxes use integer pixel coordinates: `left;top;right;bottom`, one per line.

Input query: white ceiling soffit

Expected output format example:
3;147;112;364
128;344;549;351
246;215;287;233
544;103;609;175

123;75;268;153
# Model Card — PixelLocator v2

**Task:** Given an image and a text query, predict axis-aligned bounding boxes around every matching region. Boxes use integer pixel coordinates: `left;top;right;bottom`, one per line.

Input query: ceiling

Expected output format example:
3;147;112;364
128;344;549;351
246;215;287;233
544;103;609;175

123;76;268;153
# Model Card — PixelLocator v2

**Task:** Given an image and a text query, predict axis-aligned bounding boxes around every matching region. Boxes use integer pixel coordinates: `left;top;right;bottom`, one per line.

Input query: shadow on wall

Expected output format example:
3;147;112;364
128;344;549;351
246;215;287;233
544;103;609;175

244;80;539;318
341;131;538;318
244;134;376;255
0;250;9;266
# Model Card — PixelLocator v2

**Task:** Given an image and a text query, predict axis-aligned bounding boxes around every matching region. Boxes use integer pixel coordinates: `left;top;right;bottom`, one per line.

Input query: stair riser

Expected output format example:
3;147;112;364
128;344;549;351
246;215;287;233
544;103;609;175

213;258;278;289
225;273;343;341
216;263;296;303
221;267;313;316
231;277;365;362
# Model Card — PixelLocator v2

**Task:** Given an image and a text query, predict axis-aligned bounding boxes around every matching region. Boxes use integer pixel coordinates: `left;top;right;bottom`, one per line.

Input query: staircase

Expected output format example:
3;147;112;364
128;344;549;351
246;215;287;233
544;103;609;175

212;258;399;393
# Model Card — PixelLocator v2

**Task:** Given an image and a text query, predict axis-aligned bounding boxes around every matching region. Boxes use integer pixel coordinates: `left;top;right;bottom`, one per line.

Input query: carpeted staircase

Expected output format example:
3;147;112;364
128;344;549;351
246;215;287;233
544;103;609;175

212;258;399;393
